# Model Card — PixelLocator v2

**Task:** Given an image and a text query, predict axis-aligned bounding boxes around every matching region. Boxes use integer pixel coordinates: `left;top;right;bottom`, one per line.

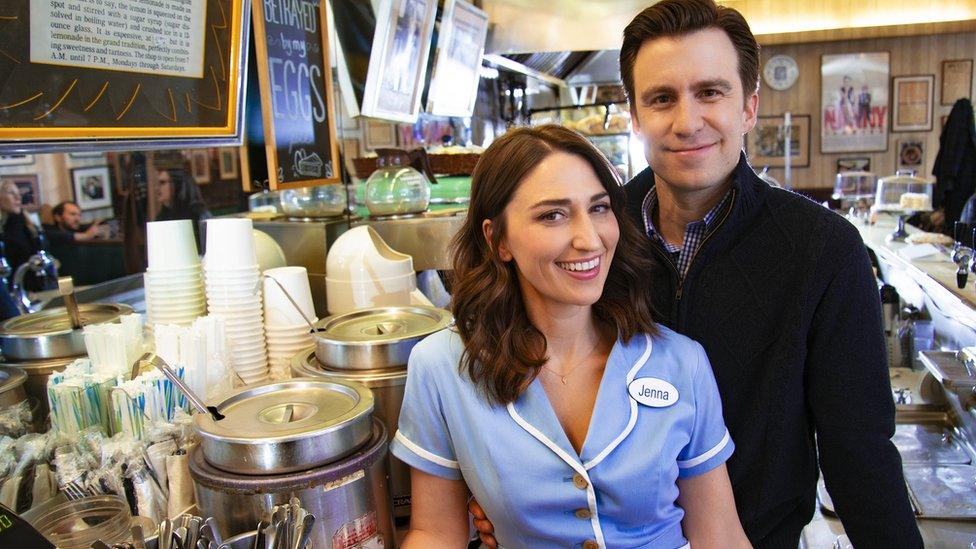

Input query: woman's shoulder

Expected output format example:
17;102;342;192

622;327;707;374
408;328;465;372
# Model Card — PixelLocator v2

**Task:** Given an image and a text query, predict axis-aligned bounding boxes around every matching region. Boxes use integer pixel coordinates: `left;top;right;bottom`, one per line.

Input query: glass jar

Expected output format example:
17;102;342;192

248;190;281;214
365;152;431;216
32;495;132;548
279;184;347;217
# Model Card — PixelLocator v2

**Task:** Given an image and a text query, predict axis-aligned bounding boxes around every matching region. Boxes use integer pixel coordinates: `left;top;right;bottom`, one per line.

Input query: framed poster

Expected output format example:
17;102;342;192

0;0;249;148
0;174;40;211
361;0;438;123
364;120;398;150
0;155;34;167
190;150;211;184
837;157;871;173
218;148;239;179
892;75;933;132
896;138;925;172
941;59;973;105
821;53;889;153
251;0;341;189
71;166;112;210
426;0;489;118
746;115;810;168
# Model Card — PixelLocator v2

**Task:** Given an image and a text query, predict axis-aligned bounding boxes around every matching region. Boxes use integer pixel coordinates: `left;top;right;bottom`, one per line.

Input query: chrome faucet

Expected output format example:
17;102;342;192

9;233;59;314
953;222;974;289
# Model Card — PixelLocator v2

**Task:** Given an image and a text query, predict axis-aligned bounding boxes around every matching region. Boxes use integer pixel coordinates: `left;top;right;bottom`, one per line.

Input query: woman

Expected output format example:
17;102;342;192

154;168;211;247
391;125;750;548
0;180;52;292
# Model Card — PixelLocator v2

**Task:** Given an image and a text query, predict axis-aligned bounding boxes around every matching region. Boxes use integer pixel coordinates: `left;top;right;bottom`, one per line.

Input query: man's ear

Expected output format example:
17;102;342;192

742;91;759;134
482;218;512;261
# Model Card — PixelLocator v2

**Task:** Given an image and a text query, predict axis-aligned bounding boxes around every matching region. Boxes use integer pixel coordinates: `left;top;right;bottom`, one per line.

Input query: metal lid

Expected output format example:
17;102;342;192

292;347;407;387
314;306;452;346
0;366;27;394
0;355;78;375
0;303;133;337
195;378;374;445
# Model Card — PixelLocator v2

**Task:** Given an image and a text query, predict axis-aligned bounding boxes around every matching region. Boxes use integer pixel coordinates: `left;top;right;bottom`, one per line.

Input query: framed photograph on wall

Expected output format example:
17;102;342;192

0;154;34;167
892;75;934;132
190;150;211;184
837;157;871;173
896;138;925;172
821;52;889;153
364;120;398;150
941;59;973;105
218;148;239;180
0;174;40;211
70;166;112;210
361;0;439;123
746;115;810;168
426;0;489;118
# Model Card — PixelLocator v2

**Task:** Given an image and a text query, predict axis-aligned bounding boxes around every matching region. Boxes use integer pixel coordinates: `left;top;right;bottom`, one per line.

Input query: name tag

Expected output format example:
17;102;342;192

628;377;678;407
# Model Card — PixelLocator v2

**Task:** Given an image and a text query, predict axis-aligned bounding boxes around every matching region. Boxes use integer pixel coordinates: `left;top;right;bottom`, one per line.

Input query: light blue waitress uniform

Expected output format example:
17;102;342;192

390;326;734;549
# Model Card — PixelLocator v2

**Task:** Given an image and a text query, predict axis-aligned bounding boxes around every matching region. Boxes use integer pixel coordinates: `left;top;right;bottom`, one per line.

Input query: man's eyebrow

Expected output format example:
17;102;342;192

694;79;734;93
639;85;675;104
638;79;734;104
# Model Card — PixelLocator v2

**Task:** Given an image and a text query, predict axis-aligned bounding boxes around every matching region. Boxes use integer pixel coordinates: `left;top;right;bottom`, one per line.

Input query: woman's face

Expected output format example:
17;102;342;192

488;151;619;315
0;183;22;215
157;170;174;207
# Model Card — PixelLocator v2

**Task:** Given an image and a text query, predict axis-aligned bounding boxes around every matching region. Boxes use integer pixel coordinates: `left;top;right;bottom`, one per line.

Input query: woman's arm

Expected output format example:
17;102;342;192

677;464;751;548
401;467;472;548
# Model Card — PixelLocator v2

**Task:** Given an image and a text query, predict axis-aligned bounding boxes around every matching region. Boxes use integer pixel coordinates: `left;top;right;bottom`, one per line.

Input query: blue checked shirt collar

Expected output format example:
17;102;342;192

642;186;732;279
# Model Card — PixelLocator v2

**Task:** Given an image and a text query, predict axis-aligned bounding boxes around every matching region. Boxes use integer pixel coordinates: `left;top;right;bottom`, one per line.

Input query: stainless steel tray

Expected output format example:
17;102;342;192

894;423;972;464
904;465;976;520
919;351;976;395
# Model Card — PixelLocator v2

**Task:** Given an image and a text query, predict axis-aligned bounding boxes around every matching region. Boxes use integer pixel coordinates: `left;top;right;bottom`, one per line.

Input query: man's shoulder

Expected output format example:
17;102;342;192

755;185;863;246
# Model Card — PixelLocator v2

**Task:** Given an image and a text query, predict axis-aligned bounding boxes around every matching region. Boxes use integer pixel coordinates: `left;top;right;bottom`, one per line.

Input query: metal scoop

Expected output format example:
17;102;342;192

135;352;225;421
58;276;83;329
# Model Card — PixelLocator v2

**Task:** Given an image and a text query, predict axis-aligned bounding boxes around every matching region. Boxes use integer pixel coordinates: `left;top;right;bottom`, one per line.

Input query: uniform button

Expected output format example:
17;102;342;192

572;473;588;490
583;540;600;549
574;508;591;519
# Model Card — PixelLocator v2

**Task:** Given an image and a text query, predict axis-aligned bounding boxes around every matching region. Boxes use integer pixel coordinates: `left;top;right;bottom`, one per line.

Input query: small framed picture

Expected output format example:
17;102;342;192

0;174;40;211
363;120;398;150
746;114;810;168
341;138;363;177
896;138;925;172
0;154;34;167
941;59;973;105
68;152;106;159
892;75;934;132
70;166;113;210
190;149;211;184
218;148;239;180
837;157;871;173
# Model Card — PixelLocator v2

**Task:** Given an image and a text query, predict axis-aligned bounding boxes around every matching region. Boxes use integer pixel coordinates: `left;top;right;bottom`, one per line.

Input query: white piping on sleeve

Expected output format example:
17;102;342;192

394;430;460;470
677;429;731;469
584;334;652;470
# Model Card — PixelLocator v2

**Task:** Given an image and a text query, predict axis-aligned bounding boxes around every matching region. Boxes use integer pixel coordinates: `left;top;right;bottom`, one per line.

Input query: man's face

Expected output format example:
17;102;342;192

630;28;758;194
57;203;82;230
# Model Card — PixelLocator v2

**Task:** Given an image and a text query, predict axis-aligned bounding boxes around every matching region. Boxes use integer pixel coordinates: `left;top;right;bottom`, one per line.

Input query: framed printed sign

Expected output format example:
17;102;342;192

892;75;933;132
71;166;112;210
746;114;810;168
0;0;250;149
821;52;889;153
426;0;489;118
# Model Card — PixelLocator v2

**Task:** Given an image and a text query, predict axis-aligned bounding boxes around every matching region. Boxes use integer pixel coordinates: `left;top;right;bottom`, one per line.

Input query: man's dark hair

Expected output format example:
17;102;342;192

52;201;78;219
620;0;760;103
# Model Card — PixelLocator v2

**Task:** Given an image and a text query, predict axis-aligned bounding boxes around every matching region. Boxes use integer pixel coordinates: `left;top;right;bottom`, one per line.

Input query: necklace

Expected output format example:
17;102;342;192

541;337;603;385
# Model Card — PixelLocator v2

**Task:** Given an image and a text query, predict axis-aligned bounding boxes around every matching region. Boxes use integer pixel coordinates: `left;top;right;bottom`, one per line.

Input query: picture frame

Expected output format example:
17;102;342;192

746;114;810;168
941;59;973;105
70;166;113;210
68;152;106;159
821;52;890;153
892;75;934;132
837;157;871;173
363;120;398;150
0;174;40;211
190;150;211;184
0;154;34;167
361;0;439;123
218;148;239;180
896;138;925;172
341;138;363;177
426;0;489;118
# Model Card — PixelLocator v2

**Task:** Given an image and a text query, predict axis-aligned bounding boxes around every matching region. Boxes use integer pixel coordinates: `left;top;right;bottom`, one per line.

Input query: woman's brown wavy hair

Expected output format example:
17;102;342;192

450;124;658;405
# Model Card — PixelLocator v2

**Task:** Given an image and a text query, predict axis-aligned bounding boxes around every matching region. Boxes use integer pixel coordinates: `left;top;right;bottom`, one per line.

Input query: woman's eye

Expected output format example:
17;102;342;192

591;202;611;213
539;210;565;222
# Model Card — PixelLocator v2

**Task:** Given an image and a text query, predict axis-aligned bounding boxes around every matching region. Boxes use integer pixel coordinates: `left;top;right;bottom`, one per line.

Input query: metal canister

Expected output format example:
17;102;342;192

0;303;132;361
0;355;75;426
313;305;453;370
292;347;411;517
0;366;28;409
190;419;395;548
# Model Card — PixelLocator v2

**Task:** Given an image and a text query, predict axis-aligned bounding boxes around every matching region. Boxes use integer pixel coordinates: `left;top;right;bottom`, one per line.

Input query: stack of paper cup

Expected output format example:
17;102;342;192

264;266;316;380
203;218;268;384
145;220;206;327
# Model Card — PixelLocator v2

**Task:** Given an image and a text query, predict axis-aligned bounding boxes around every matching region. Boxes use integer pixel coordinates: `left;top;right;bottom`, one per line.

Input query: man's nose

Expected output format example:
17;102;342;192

672;98;704;137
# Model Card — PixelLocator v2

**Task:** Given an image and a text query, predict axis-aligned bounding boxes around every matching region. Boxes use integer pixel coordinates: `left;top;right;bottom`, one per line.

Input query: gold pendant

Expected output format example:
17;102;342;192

560;376;568;385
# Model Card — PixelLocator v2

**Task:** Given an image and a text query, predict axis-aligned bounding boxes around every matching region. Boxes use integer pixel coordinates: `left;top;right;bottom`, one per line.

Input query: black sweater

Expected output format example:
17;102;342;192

624;155;922;548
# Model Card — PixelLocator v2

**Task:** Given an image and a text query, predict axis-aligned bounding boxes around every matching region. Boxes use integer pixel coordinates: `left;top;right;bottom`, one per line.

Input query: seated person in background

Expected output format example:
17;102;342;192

154;168;212;247
42;201;103;244
0;180;54;291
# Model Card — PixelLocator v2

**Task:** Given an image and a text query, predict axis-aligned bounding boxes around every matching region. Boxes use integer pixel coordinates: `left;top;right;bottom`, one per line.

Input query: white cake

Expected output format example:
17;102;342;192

899;192;932;211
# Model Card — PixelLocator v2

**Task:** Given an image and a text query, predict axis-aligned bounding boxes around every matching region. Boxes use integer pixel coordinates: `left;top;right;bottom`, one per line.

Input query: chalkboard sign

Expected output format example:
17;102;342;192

251;0;340;189
0;0;248;146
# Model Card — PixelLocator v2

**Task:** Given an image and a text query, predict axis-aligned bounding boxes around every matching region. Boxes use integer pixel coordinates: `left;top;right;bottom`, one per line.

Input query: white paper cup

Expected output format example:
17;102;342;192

147;220;200;270
204;218;257;268
263;267;315;325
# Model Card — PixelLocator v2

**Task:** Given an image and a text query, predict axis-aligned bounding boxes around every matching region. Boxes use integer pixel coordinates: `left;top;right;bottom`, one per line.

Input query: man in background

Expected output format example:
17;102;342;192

43;201;103;244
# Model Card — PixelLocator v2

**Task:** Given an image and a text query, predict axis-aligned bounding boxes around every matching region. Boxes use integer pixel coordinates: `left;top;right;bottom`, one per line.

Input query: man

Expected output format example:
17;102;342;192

472;0;922;547
44;201;102;244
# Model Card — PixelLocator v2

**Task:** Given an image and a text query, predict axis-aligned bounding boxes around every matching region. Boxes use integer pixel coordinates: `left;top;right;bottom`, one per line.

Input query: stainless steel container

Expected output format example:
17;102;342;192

0;366;28;409
0;303;132;360
195;378;374;475
313;305;453;370
292;347;411;517
0;355;76;425
190;419;395;548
